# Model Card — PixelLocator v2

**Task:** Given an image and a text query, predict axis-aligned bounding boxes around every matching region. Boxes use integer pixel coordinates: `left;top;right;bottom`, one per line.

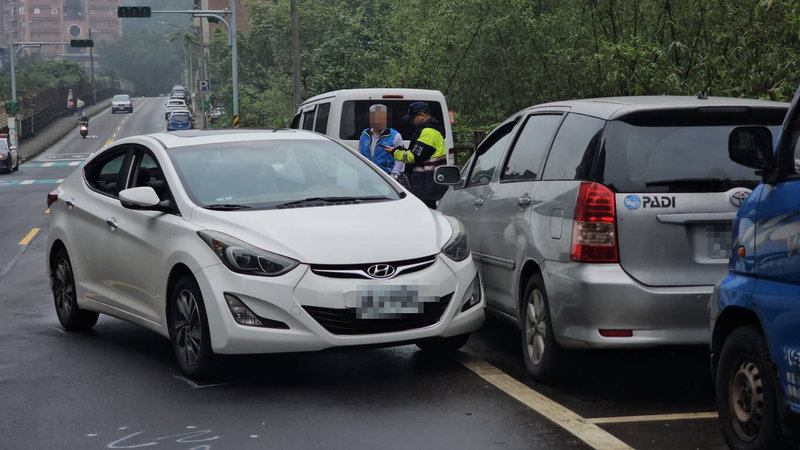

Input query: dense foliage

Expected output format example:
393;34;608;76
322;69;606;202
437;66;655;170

207;0;800;136
0;58;89;99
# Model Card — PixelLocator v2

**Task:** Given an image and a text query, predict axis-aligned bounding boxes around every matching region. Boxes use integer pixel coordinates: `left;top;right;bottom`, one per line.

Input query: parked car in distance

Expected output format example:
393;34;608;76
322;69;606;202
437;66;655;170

209;107;222;123
0;133;19;173
46;130;485;379
111;94;133;114
167;111;193;131
437;95;788;381
710;87;800;449
165;99;188;120
290;88;457;165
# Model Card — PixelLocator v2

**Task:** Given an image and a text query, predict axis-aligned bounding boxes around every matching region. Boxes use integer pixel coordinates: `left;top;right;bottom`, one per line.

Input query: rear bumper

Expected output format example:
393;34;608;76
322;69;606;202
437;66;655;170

542;261;711;348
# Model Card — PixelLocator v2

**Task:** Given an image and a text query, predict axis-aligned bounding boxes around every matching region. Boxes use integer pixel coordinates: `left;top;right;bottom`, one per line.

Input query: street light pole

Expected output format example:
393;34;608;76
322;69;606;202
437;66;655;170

89;29;96;105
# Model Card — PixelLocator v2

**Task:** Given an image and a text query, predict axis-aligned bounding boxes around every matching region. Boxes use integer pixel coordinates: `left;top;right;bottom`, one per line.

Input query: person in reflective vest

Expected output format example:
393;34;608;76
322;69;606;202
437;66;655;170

359;104;404;175
385;101;447;208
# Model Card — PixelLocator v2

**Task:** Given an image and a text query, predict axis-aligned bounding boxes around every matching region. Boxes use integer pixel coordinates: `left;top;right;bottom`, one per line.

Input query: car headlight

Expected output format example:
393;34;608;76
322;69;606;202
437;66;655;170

198;230;299;277
460;273;482;312
0;153;6;160
442;216;470;261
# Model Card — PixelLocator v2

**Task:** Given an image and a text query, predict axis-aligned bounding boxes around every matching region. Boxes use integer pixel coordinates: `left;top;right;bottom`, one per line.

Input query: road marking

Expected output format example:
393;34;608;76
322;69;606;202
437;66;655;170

45;208;50;214
457;356;633;450
0;178;64;186
19;180;34;185
116;126;121;131
112;133;117;138
172;374;231;389
22;161;84;168
69;161;81;166
18;228;40;245
104;139;113;146
586;412;719;424
42;162;54;167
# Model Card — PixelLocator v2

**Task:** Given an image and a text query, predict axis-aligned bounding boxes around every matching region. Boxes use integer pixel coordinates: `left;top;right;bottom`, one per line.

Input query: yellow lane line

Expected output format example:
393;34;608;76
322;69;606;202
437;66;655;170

18;228;40;246
586;412;719;424
104;139;113;147
112;133;117;138
45;208;50;214
457;356;633;450
116;126;121;131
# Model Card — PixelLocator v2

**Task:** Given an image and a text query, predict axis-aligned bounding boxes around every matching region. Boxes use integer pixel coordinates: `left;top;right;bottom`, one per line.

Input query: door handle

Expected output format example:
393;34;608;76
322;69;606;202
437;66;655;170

105;217;118;231
517;196;532;207
474;198;484;207
65;198;75;210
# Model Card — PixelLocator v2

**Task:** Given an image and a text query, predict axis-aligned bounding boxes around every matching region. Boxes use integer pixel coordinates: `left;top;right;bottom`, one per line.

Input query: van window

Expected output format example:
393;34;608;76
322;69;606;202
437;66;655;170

339;100;445;141
314;103;331;133
542;114;605;181
302;109;315;130
502;114;563;182
466;121;516;186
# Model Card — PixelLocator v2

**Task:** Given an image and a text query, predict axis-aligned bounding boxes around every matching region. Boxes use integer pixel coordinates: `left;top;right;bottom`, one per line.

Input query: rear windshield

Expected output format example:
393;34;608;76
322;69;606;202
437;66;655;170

170;113;190;122
595;110;785;193
338;100;445;140
113;95;130;102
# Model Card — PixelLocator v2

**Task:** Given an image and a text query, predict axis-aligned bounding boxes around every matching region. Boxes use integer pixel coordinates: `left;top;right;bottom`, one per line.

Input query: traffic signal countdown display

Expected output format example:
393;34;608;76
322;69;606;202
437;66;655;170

117;6;152;17
70;39;94;48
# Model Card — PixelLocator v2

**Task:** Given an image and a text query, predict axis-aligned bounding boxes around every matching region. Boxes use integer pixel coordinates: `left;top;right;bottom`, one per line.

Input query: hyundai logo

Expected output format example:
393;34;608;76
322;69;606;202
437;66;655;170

366;264;396;279
730;189;751;208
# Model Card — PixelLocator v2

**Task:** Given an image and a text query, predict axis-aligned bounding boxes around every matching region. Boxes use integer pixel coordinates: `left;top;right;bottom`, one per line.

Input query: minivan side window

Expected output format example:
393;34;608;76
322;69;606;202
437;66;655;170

314;103;331;134
338;100;446;141
542;113;605;181
466;122;516;186
501;113;563;182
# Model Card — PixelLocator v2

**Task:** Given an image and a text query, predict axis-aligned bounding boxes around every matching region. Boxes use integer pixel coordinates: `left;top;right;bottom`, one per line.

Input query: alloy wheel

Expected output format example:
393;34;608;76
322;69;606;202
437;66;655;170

173;289;202;367
525;289;547;366
53;258;74;319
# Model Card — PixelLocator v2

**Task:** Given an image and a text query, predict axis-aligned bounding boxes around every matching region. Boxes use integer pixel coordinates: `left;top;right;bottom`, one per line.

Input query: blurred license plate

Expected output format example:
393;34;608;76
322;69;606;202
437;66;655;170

706;224;733;259
356;286;421;319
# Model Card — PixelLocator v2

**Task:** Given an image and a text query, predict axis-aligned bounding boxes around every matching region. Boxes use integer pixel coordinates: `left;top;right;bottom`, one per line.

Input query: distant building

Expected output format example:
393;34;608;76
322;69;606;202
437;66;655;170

0;0;122;66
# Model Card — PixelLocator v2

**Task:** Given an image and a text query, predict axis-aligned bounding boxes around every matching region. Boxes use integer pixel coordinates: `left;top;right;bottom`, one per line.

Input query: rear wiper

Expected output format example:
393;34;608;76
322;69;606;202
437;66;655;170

203;203;252;211
275;196;386;208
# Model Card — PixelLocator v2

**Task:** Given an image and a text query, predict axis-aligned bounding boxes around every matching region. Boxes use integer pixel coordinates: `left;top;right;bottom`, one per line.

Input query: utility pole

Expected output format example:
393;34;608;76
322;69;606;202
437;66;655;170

89;29;96;105
291;0;300;108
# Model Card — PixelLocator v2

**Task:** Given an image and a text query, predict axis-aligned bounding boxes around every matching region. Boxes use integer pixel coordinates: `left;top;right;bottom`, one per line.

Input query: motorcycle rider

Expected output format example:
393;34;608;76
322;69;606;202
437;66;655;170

79;113;89;138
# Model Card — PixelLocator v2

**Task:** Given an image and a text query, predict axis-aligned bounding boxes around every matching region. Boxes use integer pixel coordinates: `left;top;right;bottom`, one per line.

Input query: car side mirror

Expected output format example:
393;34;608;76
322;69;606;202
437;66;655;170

434;166;463;185
729;126;774;170
119;186;161;209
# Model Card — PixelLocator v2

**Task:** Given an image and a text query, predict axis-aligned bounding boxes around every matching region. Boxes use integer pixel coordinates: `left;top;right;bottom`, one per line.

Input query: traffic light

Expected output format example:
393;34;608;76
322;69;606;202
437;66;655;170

70;39;94;48
117;6;152;17
5;101;17;114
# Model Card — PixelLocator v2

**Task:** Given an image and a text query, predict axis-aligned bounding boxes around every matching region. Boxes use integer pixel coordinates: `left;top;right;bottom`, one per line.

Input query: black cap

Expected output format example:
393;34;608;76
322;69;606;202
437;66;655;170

402;101;429;121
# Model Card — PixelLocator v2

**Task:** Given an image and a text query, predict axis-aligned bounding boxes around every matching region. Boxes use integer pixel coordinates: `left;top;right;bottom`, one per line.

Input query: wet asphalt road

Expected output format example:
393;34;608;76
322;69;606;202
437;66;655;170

0;98;731;449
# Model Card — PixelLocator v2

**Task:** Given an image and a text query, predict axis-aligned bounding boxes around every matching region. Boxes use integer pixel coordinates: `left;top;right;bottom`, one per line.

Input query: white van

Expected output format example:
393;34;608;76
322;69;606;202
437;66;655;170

290;88;456;164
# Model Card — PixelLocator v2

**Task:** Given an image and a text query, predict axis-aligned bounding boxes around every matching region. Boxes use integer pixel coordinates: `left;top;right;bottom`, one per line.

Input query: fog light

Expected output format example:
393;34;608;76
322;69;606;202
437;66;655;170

224;293;265;327
460;274;482;312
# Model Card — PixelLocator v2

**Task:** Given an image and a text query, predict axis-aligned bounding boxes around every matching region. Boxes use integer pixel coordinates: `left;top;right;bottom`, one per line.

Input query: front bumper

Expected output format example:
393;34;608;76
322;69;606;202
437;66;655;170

543;261;711;349
195;255;485;354
112;105;132;112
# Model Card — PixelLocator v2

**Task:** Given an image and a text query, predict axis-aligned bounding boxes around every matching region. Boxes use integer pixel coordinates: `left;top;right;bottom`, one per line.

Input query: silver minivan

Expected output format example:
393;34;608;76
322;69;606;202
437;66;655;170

437;96;788;380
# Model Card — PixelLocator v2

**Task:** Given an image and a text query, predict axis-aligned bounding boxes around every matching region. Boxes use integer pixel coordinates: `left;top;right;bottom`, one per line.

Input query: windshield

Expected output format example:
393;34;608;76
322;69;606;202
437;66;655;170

170;113;190;122
597;119;783;193
168;139;401;210
113;95;129;102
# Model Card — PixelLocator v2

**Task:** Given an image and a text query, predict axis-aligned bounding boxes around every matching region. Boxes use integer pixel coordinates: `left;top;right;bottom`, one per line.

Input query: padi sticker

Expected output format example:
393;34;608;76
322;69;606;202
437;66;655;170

624;195;641;210
626;195;677;210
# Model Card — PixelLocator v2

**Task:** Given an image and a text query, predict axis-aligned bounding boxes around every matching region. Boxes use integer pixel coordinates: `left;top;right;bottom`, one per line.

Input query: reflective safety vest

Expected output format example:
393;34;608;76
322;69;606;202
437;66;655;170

392;119;448;203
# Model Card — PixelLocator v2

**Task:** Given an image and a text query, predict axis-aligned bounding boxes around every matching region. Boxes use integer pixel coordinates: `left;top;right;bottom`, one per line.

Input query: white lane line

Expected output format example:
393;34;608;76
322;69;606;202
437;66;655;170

69;161;81;166
457;356;633;450
586;412;719;424
19;180;34;185
42;162;54;167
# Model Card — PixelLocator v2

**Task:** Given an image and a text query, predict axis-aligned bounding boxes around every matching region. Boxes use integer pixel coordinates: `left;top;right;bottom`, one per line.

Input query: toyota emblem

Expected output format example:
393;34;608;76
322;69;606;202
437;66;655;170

729;189;751;208
366;264;396;279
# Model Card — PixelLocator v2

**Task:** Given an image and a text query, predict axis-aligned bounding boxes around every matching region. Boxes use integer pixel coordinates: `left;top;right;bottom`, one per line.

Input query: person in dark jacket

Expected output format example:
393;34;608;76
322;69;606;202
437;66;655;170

385;101;447;208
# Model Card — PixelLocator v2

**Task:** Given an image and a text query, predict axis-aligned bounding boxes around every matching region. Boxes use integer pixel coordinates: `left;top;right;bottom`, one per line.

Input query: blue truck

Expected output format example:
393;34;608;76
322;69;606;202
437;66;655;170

711;87;800;449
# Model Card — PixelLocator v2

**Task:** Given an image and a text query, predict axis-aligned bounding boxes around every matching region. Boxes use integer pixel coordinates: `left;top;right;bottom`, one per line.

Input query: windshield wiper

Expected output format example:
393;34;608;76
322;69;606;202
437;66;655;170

203;203;253;211
645;178;758;191
274;196;387;208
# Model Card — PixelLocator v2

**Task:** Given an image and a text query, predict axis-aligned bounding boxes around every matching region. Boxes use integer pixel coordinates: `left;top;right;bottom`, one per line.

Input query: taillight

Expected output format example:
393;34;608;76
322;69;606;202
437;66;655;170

47;189;59;208
571;182;618;263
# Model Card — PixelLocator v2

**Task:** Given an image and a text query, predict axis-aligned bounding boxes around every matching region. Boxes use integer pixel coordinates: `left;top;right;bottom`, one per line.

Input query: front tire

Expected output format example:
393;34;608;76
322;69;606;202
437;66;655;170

51;248;98;331
169;276;215;380
716;326;792;450
520;274;563;381
416;333;470;353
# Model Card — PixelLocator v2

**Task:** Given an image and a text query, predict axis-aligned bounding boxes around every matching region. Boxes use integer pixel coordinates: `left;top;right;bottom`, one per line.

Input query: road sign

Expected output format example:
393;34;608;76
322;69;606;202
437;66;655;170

70;39;94;48
198;80;210;92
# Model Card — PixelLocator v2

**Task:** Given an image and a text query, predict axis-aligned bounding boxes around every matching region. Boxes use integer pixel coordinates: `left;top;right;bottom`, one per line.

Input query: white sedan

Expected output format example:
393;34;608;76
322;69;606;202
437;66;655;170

47;130;484;378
